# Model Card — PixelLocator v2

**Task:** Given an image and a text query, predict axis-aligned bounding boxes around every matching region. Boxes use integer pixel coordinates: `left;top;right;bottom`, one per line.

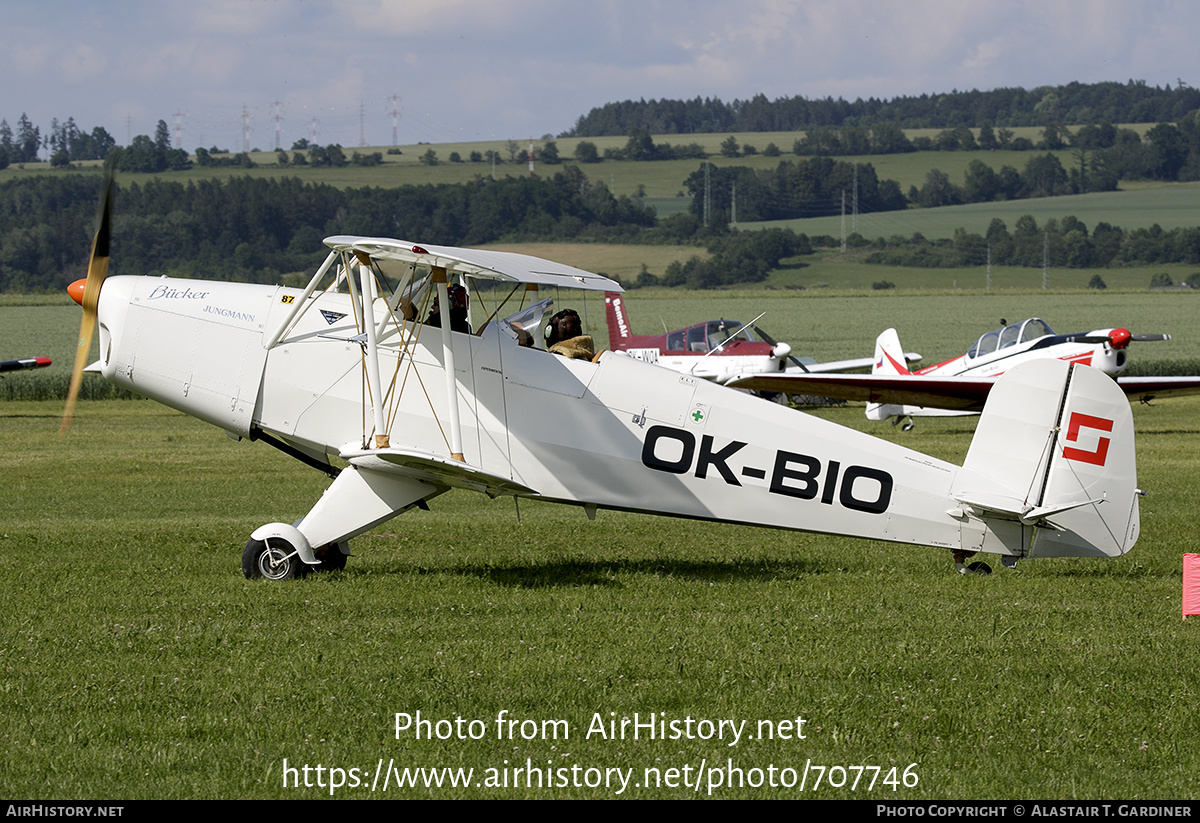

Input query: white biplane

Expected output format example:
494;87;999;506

730;318;1200;430
63;169;1142;577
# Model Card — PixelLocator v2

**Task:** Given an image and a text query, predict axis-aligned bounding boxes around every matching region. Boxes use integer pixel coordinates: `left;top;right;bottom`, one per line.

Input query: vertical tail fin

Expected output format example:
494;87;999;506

866;328;910;421
873;328;911;375
604;292;632;350
952;360;1139;558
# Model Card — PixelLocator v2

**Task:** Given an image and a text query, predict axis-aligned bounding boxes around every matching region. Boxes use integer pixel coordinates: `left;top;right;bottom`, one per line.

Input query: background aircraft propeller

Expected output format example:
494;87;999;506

1065;328;1170;349
59;151;118;436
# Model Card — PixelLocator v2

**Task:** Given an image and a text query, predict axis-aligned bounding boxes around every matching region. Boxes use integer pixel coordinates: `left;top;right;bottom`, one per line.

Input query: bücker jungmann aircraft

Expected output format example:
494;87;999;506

62;163;1141;578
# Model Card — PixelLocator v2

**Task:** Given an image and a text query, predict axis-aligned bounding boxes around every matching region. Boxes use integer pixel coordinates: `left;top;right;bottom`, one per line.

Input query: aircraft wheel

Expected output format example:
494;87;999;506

955;560;993;576
242;537;305;581
314;541;349;573
901;417;915;432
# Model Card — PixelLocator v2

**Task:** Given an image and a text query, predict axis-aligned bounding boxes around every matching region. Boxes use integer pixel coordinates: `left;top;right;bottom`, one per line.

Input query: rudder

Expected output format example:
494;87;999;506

604;291;632;349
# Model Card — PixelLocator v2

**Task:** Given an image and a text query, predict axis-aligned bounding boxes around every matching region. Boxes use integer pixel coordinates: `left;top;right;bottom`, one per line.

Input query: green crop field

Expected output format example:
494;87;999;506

740;182;1200;239
5;286;1200;403
3;393;1199;799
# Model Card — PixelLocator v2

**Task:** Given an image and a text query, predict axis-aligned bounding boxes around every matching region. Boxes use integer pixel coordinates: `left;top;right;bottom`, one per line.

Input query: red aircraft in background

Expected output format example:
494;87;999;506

603;292;916;392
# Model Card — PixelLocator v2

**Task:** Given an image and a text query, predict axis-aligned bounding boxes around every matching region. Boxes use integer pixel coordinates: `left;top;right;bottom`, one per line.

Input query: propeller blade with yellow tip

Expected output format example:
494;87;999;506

60;151;118;436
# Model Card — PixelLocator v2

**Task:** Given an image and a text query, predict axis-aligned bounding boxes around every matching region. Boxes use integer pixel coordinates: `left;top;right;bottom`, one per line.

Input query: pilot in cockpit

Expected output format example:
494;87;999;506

544;308;595;360
425;284;471;334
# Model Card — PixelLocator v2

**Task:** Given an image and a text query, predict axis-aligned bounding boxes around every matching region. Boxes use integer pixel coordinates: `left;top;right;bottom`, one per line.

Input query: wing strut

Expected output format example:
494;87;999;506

433;266;465;462
355;252;390;449
264;249;339;349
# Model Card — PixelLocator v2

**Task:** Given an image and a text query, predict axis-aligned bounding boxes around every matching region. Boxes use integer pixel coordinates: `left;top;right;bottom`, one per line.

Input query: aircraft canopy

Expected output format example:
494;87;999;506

968;318;1055;359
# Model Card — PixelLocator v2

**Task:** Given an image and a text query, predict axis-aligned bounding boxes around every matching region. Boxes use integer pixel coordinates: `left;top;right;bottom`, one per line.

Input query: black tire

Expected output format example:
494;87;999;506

242;537;305;581
314;541;349;573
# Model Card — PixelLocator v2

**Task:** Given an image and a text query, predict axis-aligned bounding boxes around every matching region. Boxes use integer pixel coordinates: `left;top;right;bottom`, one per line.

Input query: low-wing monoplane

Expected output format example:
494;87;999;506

62;167;1142;577
730;318;1200;429
0;357;51;373
602;292;918;399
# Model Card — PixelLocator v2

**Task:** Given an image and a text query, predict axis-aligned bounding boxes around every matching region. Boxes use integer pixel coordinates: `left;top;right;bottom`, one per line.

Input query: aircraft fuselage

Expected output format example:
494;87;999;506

91;275;1136;563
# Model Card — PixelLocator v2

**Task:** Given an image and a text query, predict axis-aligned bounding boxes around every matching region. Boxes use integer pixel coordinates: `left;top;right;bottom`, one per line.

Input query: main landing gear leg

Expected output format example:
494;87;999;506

242;466;443;581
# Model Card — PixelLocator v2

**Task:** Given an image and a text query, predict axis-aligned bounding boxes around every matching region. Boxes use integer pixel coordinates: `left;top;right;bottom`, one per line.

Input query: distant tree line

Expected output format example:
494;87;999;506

118;120;192;173
0;168;656;292
862;215;1200;269
569;115;1200;188
0;114;117;168
684;158;906;223
689;122;1200;225
639;229;812;289
568;81;1200;136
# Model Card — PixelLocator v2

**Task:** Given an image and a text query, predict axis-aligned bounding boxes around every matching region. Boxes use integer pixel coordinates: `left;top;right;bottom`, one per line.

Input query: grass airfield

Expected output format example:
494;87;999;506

3;394;1199;799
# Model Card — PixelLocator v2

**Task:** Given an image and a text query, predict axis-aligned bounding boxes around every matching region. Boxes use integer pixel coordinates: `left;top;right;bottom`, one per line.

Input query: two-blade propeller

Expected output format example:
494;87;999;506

59;151;118;437
1065;328;1171;349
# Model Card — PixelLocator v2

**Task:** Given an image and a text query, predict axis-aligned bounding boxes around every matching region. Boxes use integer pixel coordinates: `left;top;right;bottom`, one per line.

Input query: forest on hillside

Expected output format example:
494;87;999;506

568;80;1200;136
2;80;1200;291
0;171;657;292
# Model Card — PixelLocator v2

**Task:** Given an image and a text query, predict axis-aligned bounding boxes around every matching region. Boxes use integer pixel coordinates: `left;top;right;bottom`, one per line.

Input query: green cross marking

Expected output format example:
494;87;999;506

691;409;705;422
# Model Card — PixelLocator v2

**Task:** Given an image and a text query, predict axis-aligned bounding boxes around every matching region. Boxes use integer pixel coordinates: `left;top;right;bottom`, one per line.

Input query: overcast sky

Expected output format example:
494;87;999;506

3;0;1197;152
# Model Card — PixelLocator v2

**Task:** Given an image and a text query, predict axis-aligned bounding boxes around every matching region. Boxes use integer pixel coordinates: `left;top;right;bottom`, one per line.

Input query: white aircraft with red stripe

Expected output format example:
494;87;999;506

729;318;1199;430
602;291;918;394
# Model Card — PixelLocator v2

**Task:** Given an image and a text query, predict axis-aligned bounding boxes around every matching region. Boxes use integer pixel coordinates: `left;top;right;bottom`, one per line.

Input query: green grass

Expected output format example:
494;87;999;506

2;397;1199;799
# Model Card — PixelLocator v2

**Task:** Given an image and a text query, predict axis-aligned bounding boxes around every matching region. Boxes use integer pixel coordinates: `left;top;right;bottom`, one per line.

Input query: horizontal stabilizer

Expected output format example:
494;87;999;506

953;490;1103;525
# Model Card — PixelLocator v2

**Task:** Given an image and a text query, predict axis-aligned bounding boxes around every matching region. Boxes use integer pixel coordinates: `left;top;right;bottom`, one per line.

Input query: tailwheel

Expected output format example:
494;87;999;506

957;561;991;576
953;550;992;576
901;416;915;432
313;541;350;573
243;537;306;581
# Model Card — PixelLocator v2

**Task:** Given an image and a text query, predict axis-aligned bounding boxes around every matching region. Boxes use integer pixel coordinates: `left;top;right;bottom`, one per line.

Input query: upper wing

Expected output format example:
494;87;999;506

324;236;623;293
729;371;1200;411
